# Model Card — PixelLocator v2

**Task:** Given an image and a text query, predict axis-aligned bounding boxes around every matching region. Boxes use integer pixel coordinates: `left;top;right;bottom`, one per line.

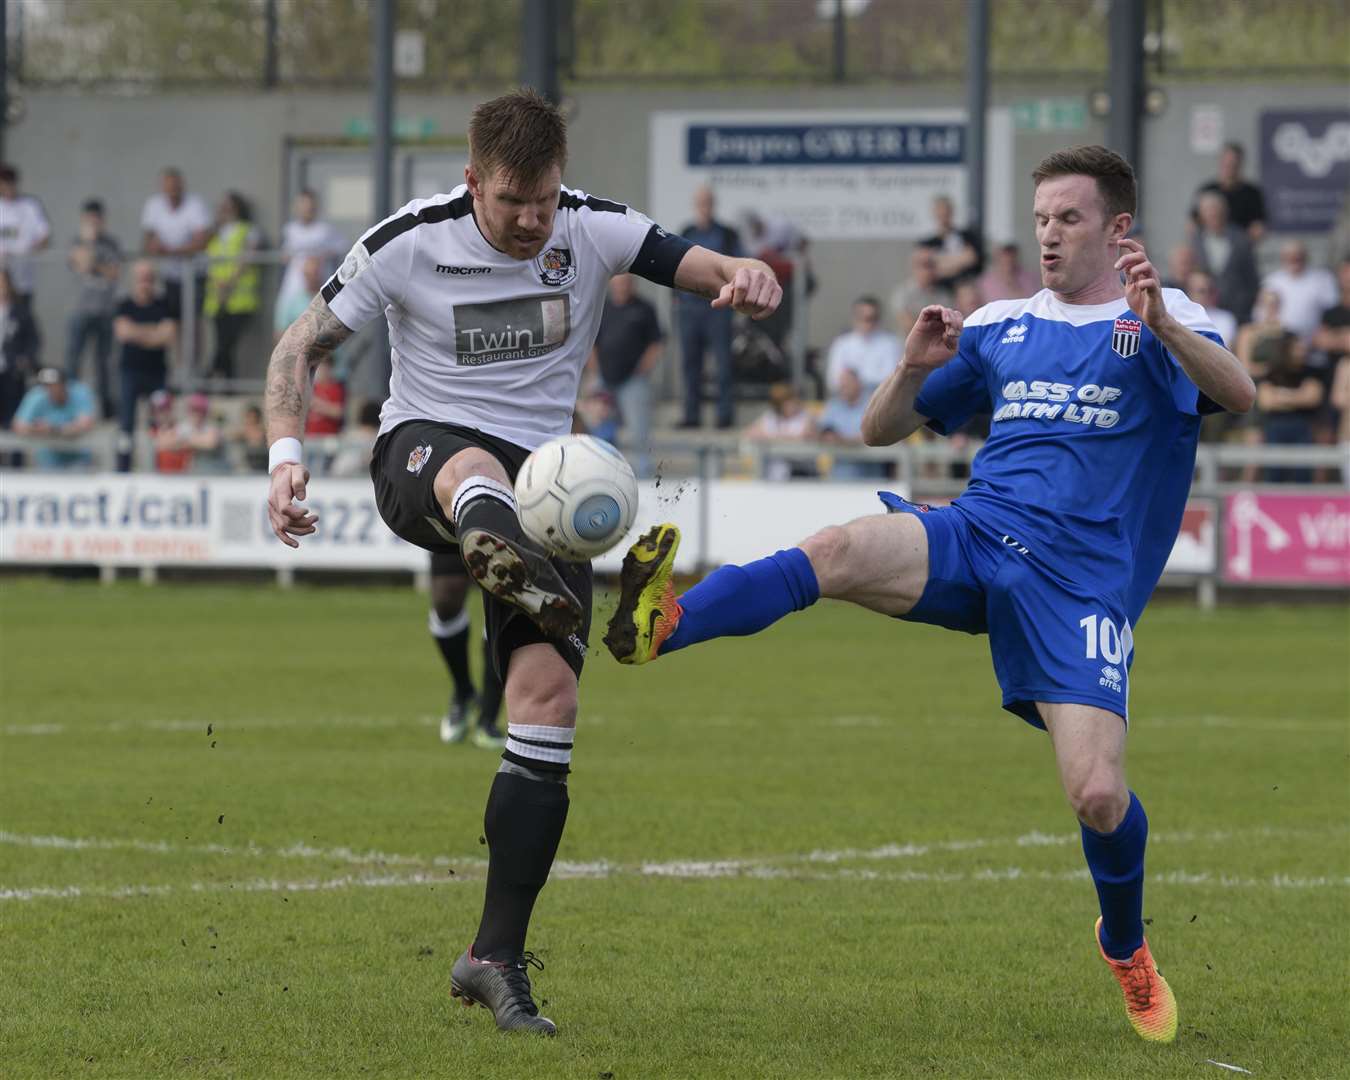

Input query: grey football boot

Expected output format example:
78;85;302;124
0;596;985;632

450;947;557;1035
459;527;583;640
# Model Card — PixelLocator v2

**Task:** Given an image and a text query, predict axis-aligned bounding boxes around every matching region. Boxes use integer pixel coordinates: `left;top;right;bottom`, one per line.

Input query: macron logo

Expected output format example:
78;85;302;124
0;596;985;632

1000;323;1028;345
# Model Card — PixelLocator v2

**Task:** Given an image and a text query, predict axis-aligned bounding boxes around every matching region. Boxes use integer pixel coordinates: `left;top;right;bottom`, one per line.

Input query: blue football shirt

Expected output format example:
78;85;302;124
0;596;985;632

914;288;1223;623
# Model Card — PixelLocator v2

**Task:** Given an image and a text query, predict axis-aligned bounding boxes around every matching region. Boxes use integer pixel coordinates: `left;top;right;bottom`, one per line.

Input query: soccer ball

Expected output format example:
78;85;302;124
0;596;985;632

514;435;639;561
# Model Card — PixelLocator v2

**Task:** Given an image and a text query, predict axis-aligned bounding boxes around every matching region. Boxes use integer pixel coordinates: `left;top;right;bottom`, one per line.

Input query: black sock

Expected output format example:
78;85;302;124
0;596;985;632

451;478;524;544
477;628;504;733
472;767;569;961
429;609;475;701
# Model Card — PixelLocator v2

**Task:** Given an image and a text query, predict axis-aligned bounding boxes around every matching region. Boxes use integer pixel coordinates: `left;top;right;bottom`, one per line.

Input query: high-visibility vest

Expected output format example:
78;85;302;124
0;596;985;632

204;222;260;316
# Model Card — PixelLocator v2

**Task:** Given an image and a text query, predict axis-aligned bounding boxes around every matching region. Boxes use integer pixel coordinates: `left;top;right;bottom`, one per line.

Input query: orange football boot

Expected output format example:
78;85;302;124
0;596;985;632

1096;916;1178;1043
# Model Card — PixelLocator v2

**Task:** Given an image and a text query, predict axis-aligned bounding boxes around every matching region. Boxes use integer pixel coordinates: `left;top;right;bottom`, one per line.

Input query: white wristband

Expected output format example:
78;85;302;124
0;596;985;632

268;437;304;474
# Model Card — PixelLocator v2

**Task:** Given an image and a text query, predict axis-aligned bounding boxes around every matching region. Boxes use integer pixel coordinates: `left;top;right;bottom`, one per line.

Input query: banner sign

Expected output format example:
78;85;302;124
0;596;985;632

650;109;1013;242
0;473;906;575
1259;108;1350;232
686;123;963;168
1223;491;1350;585
2;474;1239;582
0;474;423;570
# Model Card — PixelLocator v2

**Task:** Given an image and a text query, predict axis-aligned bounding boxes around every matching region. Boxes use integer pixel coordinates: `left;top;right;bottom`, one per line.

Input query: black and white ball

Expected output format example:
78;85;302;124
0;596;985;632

514;435;639;561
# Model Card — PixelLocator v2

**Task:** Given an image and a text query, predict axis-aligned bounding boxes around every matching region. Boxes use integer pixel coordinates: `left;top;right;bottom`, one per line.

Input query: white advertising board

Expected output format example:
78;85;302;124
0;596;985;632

649;109;1013;242
0;474;1213;579
0;473;903;574
0;474;424;570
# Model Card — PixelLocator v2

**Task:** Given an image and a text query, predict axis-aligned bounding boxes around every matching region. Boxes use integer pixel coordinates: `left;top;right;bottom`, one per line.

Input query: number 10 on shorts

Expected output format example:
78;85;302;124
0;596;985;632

1079;613;1133;665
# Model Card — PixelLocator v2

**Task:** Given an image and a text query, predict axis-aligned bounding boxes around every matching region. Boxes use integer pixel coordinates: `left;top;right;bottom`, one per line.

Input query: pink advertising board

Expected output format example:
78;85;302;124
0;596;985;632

1223;492;1350;586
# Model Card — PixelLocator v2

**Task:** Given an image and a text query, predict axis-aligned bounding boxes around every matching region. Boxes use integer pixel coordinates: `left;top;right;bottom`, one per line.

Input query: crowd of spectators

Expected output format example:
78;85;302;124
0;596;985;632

1;142;1348;485
0;161;358;472
740;146;1350;484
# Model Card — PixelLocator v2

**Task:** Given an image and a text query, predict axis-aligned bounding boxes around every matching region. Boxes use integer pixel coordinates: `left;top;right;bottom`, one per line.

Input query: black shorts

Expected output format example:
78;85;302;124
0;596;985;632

430;549;467;578
371;419;592;680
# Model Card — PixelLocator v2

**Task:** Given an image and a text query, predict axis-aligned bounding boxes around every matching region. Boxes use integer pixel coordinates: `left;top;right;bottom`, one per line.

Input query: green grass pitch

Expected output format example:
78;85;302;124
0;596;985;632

1;578;1347;1079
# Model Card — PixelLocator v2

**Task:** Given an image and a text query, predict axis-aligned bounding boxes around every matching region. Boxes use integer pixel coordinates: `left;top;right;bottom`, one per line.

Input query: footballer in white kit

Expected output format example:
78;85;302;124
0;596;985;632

262;89;781;1035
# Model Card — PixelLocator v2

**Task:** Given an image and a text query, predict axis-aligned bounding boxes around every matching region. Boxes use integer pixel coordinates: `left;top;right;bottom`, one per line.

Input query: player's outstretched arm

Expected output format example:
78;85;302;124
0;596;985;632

1116;238;1256;414
263;295;355;547
673;247;782;321
861;305;961;446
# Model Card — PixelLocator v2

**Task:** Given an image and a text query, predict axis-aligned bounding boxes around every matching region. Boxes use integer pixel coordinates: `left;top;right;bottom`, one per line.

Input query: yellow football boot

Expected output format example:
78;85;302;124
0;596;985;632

602;524;681;664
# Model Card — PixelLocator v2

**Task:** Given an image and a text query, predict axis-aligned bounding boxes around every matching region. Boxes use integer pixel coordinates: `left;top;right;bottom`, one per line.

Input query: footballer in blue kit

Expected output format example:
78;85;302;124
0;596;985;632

605;146;1256;1044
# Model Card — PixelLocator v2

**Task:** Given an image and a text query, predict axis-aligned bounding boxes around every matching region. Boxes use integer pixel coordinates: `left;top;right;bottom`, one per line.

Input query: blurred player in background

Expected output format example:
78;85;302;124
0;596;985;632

428;551;504;749
607;145;1255;1045
262;89;780;1035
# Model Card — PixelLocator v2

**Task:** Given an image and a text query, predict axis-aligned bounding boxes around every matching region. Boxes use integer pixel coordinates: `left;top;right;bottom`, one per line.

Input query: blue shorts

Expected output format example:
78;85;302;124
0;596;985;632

880;494;1134;729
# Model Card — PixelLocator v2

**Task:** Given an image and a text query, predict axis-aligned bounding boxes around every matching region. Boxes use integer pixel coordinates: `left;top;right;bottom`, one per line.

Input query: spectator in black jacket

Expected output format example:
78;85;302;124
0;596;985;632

1190;191;1260;323
919;194;983;289
0;268;39;427
677;186;741;428
1192;142;1267;242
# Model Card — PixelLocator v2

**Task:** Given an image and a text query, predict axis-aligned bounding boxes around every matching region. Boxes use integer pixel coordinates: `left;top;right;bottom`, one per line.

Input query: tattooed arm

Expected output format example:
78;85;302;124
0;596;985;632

263;295;354;547
264;295;355;443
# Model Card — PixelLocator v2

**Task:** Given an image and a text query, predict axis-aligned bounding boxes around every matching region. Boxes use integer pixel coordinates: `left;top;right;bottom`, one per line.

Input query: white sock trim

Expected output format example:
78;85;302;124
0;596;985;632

505;723;575;766
428;608;471;638
450;475;516;527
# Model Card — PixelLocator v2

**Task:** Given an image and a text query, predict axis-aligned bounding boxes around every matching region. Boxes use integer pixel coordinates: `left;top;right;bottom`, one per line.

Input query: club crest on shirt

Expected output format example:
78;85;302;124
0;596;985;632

536;246;576;287
337;242;372;285
406;444;433;476
1111;317;1142;358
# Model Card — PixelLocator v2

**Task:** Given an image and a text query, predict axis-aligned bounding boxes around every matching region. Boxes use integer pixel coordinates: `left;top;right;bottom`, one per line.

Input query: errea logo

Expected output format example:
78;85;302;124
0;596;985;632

1001;323;1028;345
1099;665;1123;693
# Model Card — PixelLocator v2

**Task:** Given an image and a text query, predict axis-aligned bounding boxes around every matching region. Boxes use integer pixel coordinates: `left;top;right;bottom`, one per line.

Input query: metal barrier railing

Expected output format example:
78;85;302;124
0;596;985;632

12;249;314;395
1;430;1345;486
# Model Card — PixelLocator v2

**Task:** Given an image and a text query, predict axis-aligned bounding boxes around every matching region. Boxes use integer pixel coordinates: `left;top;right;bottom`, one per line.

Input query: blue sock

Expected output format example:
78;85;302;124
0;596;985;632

662;548;820;654
1081;791;1148;961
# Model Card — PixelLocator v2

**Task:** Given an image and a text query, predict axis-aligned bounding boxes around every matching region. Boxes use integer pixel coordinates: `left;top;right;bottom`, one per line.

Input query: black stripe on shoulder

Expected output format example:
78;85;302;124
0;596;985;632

363;190;474;256
557;191;628;215
320;276;343;303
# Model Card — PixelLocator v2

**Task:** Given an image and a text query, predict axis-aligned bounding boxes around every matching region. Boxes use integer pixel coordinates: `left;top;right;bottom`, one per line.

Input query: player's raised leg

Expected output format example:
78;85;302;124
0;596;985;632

603;512;929;663
432;449;582;639
1040;702;1176;1043
451;642;576;1035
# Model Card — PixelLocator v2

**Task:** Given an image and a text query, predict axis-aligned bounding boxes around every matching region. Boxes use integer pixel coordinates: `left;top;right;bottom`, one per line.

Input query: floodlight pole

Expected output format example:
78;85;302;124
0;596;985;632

373;0;395;220
0;0;8;162
832;0;847;83
521;0;561;103
371;0;396;393
965;0;990;238
262;0;279;89
1107;0;1146;220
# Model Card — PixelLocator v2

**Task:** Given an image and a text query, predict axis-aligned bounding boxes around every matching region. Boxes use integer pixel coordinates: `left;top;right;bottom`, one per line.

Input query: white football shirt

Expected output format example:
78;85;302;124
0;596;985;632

0;195;52;293
140;193;212;280
278;218;347;299
322;184;691;449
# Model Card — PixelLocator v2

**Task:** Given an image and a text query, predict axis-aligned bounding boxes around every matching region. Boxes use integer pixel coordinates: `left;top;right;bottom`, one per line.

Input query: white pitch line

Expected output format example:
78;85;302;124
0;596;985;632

3;864;1347;904
0;829;485;869
3;824;1341;877
7;712;1346;737
0;715;438;737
